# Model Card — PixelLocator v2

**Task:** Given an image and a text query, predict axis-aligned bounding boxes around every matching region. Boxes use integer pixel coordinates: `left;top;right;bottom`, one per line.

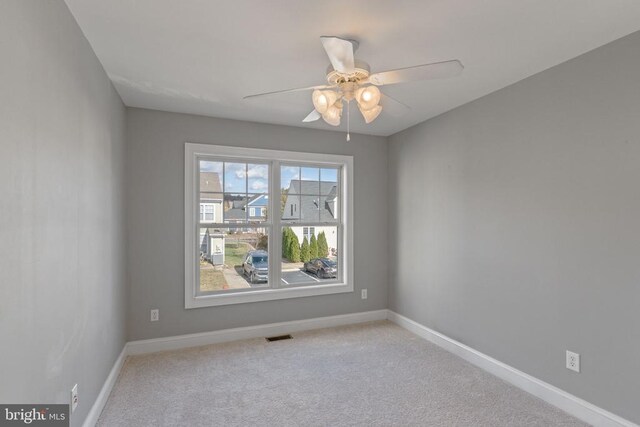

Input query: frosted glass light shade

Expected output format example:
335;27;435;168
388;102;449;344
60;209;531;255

322;102;342;126
358;104;382;124
312;90;340;114
355;86;381;111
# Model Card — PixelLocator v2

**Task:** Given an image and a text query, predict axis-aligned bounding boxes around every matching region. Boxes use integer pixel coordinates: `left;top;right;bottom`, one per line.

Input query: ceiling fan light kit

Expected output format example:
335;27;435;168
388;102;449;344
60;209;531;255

359;104;382;124
245;36;464;140
322;101;342;126
356;85;381;111
312;89;339;114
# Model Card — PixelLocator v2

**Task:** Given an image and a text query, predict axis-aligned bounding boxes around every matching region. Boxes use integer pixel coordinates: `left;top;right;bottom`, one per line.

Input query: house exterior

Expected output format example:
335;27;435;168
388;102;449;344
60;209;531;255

282;180;338;255
224;194;268;233
199;172;225;264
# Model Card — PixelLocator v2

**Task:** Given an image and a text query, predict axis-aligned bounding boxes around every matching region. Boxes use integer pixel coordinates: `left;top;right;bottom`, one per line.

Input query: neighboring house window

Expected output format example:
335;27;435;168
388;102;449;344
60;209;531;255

250;207;265;217
200;203;215;222
302;227;315;241
185;143;353;308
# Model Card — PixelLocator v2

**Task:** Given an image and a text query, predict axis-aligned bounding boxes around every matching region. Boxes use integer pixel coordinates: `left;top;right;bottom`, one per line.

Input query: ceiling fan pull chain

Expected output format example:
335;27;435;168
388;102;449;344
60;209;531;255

346;100;351;142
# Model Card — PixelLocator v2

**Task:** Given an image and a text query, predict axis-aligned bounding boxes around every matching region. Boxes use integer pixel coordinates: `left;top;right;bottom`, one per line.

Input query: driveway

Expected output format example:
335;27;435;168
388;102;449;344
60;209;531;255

224;266;333;287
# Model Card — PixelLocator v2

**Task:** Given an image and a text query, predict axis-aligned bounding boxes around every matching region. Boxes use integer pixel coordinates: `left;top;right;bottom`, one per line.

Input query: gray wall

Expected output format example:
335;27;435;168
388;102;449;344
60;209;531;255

126;108;388;340
0;2;127;426
388;31;640;423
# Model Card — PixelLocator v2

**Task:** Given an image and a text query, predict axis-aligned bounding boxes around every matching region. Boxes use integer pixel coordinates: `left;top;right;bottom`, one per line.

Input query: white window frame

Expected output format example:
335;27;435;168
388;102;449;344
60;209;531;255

185;143;354;308
199;202;216;222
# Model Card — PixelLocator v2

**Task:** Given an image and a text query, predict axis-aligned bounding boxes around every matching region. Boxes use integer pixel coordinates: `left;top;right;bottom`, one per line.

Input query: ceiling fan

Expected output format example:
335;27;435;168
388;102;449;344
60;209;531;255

244;36;464;140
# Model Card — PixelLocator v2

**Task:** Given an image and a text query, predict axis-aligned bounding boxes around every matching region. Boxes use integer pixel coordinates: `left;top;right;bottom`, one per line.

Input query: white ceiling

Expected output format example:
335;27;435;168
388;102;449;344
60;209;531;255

65;0;640;137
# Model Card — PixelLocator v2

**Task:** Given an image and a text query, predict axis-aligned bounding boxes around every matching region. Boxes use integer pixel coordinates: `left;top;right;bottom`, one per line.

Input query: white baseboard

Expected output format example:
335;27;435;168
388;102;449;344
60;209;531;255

387;310;637;427
82;346;127;427
87;309;634;427
126;309;388;355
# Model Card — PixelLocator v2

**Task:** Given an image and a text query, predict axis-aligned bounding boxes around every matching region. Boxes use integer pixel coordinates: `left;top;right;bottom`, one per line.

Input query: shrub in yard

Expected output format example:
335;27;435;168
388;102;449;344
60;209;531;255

317;231;329;258
257;233;268;250
309;234;318;259
282;227;292;258
288;233;301;262
300;236;310;263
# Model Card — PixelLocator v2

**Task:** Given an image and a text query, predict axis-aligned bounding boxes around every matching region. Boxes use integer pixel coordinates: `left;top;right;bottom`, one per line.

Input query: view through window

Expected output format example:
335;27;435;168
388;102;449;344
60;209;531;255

186;144;352;308
195;156;343;295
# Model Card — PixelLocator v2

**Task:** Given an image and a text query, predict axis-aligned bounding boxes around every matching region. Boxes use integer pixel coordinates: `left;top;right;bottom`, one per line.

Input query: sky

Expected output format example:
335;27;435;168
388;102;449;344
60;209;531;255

200;161;338;193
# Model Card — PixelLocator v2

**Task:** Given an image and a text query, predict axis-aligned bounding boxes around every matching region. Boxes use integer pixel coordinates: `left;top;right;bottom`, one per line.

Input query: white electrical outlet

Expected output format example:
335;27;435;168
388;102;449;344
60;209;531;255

566;350;580;373
70;384;78;413
361;289;367;299
150;309;159;322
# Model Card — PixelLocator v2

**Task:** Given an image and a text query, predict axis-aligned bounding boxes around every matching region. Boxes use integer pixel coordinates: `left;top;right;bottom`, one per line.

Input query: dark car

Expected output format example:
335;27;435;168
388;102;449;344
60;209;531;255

304;258;337;279
242;250;268;283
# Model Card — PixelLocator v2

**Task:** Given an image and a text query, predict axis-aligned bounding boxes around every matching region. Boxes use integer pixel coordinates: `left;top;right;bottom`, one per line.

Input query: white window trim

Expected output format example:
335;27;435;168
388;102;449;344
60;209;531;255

185;143;354;309
199;202;216;223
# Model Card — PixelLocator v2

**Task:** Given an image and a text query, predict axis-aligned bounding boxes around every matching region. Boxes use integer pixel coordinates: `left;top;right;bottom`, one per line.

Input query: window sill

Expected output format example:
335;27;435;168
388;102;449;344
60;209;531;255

186;282;353;308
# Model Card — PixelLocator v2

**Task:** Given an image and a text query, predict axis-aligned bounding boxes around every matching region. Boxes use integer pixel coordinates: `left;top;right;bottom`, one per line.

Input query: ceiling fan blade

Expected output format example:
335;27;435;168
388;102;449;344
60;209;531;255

302;110;321;122
368;60;464;86
320;36;356;74
244;84;334;100
380;93;411;117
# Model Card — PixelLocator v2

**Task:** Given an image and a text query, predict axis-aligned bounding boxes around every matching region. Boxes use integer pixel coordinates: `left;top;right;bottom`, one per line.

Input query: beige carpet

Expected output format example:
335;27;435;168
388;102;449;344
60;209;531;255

99;321;587;426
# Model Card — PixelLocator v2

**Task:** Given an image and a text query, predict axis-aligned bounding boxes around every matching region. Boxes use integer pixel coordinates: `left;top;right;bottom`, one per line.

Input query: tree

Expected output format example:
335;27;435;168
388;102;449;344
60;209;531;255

288;233;301;262
300;236;310;263
309;233;318;259
317;231;329;258
257;233;268;250
282;228;290;258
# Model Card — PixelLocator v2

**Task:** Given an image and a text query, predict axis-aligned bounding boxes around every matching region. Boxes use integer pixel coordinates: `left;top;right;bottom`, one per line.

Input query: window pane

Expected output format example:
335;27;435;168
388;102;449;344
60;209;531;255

199;160;223;224
222;193;247;223
282;193;300;221
247;194;269;225
199;227;269;293
321;186;339;223
301;167;320;195
300;195;321;222
280;226;339;286
320;167;338;184
247;163;269;194
281;166;300;194
200;160;223;177
224;162;246;193
199;192;222;224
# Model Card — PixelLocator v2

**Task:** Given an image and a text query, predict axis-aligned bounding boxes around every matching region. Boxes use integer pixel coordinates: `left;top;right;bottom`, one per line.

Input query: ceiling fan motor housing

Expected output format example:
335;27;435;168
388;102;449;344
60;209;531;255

326;60;370;85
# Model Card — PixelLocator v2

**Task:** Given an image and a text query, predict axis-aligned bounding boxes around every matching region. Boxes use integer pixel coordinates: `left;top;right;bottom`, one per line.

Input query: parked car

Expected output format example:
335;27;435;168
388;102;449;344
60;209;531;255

304;258;337;279
242;250;269;283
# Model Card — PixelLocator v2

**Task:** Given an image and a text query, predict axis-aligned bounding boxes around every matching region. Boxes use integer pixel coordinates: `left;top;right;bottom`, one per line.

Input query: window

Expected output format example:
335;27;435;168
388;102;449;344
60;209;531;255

185;143;353;308
302;227;315;241
200;203;215;222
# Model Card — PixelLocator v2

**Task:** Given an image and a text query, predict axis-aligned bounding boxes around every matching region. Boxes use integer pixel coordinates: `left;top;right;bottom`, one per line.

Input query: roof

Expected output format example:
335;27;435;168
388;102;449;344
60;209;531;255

288;180;336;196
224;207;245;220
247;194;268;206
282;180;338;222
223;194;267;222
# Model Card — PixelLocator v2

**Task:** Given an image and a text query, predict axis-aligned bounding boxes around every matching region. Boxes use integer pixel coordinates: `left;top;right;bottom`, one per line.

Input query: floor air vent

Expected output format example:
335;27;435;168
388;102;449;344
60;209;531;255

265;334;293;342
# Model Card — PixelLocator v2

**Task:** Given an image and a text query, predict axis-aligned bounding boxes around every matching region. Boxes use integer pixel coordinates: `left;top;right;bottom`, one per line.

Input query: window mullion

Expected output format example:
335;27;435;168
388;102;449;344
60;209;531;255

270;160;281;289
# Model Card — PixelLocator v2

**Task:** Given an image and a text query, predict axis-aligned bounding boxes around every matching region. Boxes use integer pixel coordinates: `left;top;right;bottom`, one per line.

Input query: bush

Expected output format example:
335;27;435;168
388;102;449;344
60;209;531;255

317;231;329;258
300;236;310;263
282;227;296;259
257;233;268;250
282;228;290;258
288;232;301;262
309;233;318;259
